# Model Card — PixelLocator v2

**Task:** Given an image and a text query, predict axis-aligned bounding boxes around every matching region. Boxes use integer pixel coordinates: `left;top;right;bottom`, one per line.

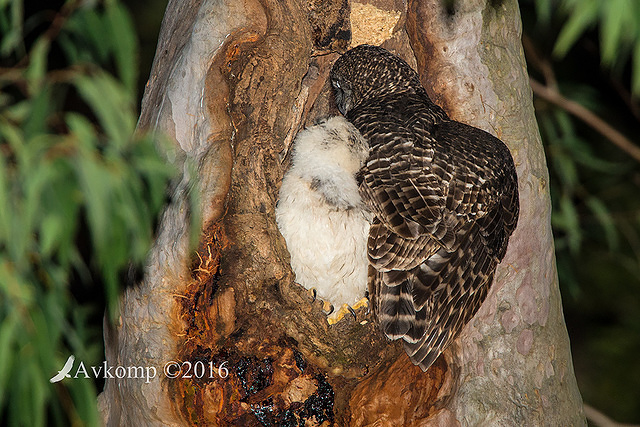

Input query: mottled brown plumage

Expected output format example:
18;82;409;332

330;45;519;371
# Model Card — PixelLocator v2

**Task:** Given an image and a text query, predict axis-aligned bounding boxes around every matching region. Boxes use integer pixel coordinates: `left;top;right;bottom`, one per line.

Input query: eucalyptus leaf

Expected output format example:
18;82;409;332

553;0;599;58
22;85;52;139
0;308;18;405
106;2;137;94
633;41;640;95
600;0;627;66
586;197;620;251
24;37;49;93
560;194;582;254
73;72;135;148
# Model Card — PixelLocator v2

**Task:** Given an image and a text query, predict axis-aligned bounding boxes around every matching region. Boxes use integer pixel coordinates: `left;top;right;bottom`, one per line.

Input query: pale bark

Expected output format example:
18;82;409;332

404;0;585;424
98;0;585;425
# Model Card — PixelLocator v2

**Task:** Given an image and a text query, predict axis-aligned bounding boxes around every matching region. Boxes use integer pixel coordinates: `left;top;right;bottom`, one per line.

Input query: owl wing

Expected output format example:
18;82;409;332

361;119;519;371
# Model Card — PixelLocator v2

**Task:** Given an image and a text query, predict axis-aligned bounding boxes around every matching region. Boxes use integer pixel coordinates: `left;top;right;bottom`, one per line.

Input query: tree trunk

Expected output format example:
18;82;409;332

97;0;586;425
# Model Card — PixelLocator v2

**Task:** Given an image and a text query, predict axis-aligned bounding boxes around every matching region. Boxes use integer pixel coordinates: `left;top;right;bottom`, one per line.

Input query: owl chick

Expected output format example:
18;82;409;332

276;116;370;317
330;45;519;371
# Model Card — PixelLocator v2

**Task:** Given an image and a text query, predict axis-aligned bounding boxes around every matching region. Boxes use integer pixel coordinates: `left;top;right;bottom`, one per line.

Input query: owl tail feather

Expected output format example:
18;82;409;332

376;272;415;339
376;220;499;371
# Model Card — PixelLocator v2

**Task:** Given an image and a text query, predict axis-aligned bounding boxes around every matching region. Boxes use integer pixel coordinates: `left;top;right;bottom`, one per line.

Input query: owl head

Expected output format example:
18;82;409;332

329;44;424;115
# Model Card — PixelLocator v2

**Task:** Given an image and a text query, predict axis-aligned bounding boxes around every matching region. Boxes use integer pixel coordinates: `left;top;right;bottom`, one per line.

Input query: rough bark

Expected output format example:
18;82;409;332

98;0;586;425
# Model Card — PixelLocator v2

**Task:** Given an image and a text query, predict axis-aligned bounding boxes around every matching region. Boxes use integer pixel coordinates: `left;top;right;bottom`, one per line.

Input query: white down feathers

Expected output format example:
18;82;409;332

276;116;371;309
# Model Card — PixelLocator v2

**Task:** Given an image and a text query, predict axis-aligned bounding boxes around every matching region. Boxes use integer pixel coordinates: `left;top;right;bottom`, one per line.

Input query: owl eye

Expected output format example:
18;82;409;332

333;80;341;89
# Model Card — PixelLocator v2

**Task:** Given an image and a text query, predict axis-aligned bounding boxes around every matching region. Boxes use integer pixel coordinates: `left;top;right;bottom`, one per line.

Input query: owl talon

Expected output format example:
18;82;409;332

327;304;350;325
352;295;369;313
310;288;317;303
322;300;334;315
327;296;370;325
363;291;371;315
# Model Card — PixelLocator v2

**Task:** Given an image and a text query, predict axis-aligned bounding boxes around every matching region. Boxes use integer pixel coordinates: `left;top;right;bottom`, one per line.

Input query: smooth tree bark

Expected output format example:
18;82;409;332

97;0;586;425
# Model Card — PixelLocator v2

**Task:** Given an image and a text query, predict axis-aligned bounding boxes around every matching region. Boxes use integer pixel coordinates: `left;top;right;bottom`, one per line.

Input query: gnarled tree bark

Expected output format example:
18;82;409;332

98;0;586;425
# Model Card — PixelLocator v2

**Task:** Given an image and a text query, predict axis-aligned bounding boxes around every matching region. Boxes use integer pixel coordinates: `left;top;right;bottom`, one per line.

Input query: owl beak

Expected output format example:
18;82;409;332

337;101;347;116
336;88;352;116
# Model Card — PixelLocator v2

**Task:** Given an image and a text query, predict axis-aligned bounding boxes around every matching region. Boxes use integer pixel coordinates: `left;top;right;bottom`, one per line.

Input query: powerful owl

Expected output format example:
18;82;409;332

276;117;371;319
330;45;519;371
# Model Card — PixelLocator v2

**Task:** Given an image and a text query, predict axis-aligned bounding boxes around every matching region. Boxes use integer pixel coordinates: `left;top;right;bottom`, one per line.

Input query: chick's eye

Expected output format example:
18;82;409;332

333;80;341;89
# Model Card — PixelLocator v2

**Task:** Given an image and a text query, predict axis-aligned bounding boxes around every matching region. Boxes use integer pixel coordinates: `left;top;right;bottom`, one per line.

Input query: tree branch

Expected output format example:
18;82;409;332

583;403;640;427
529;78;640;164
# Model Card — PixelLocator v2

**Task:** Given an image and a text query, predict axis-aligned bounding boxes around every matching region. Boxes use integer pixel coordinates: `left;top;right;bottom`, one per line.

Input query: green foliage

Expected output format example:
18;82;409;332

0;1;174;425
551;0;640;95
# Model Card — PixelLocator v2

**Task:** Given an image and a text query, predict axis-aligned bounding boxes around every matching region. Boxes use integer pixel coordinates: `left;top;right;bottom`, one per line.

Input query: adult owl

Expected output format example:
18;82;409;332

330;45;519;371
276;116;371;322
